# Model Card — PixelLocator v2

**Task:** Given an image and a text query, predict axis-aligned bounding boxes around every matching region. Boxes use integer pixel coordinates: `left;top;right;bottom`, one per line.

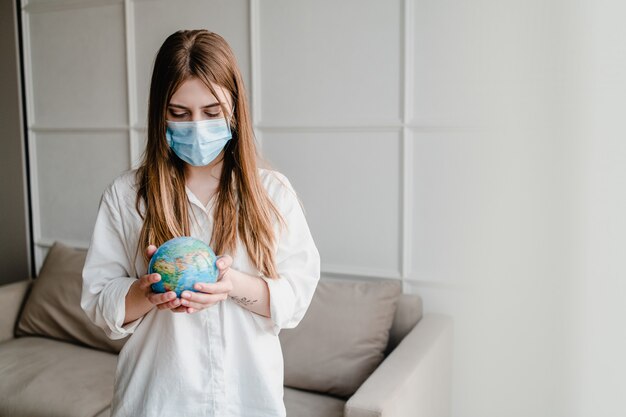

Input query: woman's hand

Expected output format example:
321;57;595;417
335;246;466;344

134;244;183;312
176;254;234;314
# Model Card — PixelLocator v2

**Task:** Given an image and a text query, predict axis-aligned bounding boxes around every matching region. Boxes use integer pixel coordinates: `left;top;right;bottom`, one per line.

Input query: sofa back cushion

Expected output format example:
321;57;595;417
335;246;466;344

15;241;126;353
279;277;402;398
385;293;423;356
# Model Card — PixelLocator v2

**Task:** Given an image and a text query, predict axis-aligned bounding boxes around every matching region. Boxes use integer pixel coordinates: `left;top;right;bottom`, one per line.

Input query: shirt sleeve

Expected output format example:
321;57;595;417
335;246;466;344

80;182;144;340
252;173;321;336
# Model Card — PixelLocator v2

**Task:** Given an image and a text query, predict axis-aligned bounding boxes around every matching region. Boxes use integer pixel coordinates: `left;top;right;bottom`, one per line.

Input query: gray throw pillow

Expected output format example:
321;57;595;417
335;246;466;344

279;277;402;398
16;241;127;353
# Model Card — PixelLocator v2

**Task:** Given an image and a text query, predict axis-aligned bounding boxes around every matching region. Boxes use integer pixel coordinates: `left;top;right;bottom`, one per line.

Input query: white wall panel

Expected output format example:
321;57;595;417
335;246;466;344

411;0;485;126
131;126;147;167
35;132;130;244
133;0;251;128
28;3;127;127
410;129;492;286
257;0;403;127
261;129;402;277
410;121;580;417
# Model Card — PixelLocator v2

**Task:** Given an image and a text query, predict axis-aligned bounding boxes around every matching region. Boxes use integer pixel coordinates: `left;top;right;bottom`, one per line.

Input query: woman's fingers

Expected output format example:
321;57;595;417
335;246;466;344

171;305;187;313
216;254;233;270
193;281;232;294
145;244;157;260
180;290;227;309
138;273;161;290
215;255;233;281
136;260;186;311
156;297;182;310
179;299;206;310
148;290;177;305
176;253;235;314
139;246;159;290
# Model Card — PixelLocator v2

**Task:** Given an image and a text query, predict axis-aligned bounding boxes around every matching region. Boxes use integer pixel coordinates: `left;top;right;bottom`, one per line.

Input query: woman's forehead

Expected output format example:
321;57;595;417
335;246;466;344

170;78;230;105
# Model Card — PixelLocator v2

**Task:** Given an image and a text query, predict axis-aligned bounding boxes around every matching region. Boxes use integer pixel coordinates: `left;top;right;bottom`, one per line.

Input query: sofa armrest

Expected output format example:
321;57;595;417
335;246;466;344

0;280;31;344
345;314;453;417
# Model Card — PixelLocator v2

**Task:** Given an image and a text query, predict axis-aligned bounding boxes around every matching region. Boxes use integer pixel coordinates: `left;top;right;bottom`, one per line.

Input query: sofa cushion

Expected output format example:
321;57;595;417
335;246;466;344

0;336;116;417
280;277;402;398
15;241;126;353
385;293;423;356
94;409;111;417
284;386;345;417
0;280;30;344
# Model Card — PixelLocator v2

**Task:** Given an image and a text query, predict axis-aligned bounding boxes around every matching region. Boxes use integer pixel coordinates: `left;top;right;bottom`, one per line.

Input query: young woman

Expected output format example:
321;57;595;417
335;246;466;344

80;29;321;417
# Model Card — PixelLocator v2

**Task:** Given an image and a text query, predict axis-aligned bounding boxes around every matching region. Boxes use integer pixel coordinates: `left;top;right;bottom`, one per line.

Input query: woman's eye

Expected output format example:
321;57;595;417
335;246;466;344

168;111;220;118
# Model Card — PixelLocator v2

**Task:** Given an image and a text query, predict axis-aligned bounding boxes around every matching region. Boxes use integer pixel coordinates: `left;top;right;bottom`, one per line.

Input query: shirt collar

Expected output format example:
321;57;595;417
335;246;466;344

184;185;216;213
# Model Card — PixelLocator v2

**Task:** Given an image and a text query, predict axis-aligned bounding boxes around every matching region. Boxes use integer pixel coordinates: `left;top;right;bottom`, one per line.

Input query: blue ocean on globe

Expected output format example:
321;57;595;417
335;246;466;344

148;236;219;297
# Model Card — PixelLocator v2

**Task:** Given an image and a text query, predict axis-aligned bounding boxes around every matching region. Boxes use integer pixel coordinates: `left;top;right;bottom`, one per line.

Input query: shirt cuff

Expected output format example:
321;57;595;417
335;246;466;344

102;276;144;340
254;275;297;336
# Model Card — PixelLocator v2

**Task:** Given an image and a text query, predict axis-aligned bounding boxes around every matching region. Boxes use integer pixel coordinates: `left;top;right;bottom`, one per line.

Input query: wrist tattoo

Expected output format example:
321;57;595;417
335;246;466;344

230;295;258;306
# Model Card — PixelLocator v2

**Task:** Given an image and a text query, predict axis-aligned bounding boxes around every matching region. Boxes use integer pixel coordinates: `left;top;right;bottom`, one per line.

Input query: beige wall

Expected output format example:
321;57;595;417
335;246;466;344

0;0;31;285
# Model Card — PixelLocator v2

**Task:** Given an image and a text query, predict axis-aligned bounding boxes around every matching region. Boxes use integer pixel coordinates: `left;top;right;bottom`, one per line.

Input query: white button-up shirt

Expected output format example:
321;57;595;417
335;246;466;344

80;168;321;417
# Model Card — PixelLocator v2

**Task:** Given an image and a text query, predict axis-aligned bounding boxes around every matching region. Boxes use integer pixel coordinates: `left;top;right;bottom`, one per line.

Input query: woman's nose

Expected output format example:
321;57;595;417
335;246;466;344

190;111;204;122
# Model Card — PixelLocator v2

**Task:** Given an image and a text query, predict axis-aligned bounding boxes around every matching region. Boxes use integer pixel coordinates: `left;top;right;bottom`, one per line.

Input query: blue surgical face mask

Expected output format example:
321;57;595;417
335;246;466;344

166;109;234;166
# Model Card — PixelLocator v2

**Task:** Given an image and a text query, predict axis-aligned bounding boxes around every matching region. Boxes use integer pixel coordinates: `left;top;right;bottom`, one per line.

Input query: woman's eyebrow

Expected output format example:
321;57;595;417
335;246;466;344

168;103;220;110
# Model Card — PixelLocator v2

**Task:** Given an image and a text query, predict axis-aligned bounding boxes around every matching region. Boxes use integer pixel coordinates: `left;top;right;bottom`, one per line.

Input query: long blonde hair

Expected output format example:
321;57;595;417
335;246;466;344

133;29;286;279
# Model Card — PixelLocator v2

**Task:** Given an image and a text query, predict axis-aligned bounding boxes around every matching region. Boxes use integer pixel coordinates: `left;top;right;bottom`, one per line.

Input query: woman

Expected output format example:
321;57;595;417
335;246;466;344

80;29;321;417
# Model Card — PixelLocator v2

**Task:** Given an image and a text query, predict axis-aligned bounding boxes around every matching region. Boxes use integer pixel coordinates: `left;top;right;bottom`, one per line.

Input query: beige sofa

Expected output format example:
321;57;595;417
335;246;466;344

0;242;452;417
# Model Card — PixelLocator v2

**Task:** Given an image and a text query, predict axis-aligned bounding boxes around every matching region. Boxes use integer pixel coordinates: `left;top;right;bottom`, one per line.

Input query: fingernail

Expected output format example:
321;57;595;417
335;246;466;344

181;299;189;306
195;284;202;290
182;291;190;298
218;261;224;267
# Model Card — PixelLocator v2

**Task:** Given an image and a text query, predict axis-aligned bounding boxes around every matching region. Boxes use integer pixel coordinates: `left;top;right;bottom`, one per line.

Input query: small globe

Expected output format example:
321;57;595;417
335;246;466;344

148;236;219;297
